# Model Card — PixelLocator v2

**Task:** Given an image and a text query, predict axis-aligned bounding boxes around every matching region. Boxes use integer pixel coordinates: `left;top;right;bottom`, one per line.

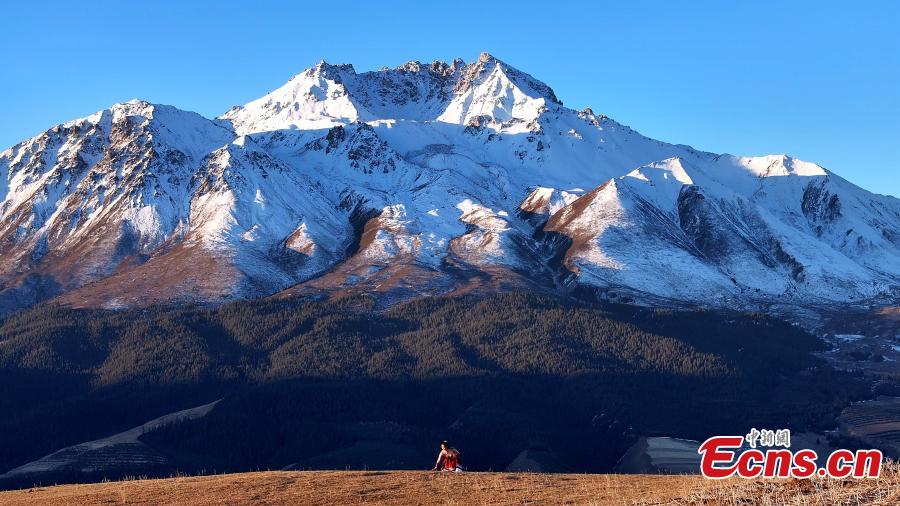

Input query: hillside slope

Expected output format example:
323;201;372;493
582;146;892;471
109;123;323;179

0;293;868;487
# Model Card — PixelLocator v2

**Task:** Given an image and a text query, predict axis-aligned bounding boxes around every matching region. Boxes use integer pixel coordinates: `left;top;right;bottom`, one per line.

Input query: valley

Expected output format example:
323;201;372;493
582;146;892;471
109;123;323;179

0;293;873;489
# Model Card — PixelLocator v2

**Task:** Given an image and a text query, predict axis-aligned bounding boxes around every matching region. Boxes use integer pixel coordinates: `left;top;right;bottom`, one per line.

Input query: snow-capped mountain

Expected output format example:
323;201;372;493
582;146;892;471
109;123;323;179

0;53;897;313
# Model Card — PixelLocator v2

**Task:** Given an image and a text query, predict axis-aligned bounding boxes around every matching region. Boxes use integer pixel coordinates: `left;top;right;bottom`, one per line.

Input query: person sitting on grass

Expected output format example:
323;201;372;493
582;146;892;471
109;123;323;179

432;440;462;472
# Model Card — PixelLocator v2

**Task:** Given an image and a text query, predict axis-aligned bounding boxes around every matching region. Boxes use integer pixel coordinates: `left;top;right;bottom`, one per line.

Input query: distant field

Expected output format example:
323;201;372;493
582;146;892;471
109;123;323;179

840;397;900;455
2;468;899;505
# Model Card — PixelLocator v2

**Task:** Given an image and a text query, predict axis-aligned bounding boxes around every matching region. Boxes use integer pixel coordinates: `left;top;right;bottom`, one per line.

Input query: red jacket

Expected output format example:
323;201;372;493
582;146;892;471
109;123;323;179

440;449;460;470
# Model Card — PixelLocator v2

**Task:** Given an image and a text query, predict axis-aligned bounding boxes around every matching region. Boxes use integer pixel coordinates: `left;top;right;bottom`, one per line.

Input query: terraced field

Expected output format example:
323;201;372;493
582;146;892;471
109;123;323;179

839;397;900;456
0;401;219;484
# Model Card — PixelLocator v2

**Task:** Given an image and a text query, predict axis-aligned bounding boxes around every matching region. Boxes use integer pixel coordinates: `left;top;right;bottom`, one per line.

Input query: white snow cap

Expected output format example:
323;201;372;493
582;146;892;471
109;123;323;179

0;52;895;311
219;52;563;135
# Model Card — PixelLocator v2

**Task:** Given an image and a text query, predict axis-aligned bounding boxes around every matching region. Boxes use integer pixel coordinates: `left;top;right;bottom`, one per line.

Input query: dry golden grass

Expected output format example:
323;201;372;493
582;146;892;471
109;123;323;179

1;464;899;505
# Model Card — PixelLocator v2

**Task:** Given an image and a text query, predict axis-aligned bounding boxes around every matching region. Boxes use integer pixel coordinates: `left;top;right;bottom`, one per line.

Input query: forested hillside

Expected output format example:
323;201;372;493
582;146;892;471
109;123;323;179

0;293;869;485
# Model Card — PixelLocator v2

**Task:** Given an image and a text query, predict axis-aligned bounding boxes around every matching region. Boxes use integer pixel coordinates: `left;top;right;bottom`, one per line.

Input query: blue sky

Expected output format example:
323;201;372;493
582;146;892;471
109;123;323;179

1;1;897;196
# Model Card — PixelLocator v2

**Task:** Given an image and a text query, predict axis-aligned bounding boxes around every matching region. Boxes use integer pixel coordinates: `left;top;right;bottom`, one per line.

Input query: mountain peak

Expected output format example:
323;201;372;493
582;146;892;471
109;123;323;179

435;53;561;126
734;153;828;178
624;157;695;188
464;52;559;101
477;51;497;63
310;60;355;74
99;99;156;118
219;54;567;133
119;98;153;107
396;60;423;72
220;60;365;134
61;100;213;135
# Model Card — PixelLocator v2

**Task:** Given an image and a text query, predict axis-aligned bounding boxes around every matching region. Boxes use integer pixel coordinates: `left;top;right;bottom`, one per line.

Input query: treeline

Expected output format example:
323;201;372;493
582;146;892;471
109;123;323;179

0;293;826;384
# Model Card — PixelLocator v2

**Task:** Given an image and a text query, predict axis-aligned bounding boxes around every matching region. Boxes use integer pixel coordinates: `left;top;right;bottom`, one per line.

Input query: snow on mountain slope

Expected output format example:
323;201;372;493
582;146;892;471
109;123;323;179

0;101;345;308
0;101;232;283
538;156;899;305
348;60;463;121
221;62;366;134
221;52;556;135
436;52;560;128
541;174;739;302
187;136;348;283
0;53;897;313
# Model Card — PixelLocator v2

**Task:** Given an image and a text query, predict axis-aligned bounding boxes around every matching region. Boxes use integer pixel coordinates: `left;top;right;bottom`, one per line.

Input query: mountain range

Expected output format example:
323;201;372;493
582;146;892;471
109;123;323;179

1;52;897;316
